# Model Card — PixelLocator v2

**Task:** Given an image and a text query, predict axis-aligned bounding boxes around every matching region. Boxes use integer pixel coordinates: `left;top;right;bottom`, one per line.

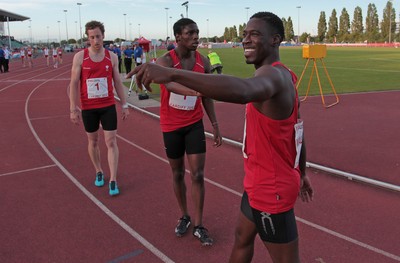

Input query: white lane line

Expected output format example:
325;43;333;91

117;134;400;262
296;217;400;261
0;164;57;177
25;79;175;263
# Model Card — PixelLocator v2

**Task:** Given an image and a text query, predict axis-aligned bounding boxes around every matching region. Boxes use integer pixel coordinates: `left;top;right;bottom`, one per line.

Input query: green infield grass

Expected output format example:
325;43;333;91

124;46;400;98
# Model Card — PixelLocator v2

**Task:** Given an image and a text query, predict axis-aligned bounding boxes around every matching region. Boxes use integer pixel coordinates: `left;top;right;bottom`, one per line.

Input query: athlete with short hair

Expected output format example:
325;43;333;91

69;20;129;196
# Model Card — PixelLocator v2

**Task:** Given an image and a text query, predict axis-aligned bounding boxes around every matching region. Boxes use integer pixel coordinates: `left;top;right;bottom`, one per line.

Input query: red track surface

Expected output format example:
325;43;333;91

1;53;399;263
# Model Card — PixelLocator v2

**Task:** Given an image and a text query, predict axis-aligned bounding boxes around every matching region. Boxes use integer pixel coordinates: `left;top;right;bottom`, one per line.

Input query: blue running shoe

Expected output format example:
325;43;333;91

95;172;104;187
109;181;120;196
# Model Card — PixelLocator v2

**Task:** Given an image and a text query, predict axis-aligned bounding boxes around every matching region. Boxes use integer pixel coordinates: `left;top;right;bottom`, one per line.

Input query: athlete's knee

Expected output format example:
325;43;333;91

190;170;204;183
172;168;185;182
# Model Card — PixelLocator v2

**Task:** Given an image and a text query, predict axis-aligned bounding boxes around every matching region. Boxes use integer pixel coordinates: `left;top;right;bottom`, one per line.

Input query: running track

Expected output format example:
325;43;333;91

1;53;399;262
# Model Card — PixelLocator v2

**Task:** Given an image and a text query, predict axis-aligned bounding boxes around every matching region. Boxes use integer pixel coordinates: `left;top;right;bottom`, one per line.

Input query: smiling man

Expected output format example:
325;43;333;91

129;12;314;262
69;20;129;197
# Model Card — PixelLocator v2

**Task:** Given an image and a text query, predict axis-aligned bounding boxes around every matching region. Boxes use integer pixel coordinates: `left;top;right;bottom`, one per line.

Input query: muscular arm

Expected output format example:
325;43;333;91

69;51;83;111
110;52;128;106
130;61;284;104
155;54;199;96
110;52;129;120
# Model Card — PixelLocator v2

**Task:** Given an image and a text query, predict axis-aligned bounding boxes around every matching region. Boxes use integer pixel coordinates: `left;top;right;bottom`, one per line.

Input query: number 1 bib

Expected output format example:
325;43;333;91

87;77;109;99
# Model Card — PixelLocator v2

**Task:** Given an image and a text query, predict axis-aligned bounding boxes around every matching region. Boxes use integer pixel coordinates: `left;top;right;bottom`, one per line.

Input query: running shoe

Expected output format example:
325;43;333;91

175;215;191;237
193;225;213;246
94;172;104;187
109;181;120;196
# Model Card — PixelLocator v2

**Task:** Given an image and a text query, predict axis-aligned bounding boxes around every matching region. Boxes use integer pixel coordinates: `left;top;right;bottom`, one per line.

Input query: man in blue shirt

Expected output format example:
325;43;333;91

123;45;134;74
109;44;122;73
133;43;143;66
0;46;5;73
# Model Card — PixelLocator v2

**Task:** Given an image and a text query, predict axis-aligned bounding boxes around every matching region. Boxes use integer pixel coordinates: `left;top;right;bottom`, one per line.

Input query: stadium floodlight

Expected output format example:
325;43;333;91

181;1;189;18
77;3;82;46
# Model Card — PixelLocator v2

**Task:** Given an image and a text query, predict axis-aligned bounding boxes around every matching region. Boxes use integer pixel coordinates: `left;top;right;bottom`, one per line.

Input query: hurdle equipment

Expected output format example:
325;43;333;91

296;45;339;108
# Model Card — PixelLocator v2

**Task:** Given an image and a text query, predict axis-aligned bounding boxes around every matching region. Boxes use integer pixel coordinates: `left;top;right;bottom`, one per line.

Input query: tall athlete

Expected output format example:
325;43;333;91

130;12;314;262
128;18;222;246
69;20;129;196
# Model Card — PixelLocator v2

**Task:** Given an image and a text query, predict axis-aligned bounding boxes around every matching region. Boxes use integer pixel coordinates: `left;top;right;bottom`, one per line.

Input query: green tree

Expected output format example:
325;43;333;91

351;6;364;42
366;3;380;42
284;17;294;41
327;9;338;43
317;11;327;42
230;25;238;41
338;8;351;42
223;27;230;41
380;1;396;42
238;23;246;41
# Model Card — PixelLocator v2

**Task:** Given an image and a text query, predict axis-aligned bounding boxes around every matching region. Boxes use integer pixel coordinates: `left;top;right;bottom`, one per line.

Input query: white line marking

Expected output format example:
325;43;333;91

0;164;57;177
116;115;400;262
25;78;175;263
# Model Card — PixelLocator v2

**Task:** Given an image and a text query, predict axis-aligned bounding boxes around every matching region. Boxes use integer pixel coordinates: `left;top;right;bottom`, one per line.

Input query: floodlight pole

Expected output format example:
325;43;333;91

64;10;69;44
182;1;189;18
245;7;250;21
123;14;127;40
57;20;61;45
77;3;82;46
296;6;301;43
165;8;169;41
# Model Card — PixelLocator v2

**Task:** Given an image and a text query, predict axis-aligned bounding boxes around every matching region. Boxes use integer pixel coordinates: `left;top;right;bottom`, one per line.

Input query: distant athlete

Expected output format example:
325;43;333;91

44;47;49;66
52;47;58;68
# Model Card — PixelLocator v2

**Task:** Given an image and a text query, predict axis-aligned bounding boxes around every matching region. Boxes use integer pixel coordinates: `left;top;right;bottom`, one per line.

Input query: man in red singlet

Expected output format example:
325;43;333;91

130;12;314;262
69;20;129;196
129;18;222;246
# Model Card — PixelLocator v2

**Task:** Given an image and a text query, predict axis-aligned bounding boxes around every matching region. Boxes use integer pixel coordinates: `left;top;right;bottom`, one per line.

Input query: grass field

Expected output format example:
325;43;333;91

124;46;400;97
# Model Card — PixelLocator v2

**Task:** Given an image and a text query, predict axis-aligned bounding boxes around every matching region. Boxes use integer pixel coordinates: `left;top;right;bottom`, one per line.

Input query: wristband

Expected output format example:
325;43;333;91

122;103;129;109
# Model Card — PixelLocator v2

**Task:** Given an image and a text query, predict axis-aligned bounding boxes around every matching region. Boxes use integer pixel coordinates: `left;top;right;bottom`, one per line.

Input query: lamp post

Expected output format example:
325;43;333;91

206;18;209;43
296;6;301;43
123;14;127;40
245;7;250;21
138;23;141;37
75;21;78;43
170;16;173;40
64;10;69;44
182;1;189;18
165;7;169;41
47;26;49;45
57;20;61;45
129;22;132;40
77;3;82;46
29;19;32;43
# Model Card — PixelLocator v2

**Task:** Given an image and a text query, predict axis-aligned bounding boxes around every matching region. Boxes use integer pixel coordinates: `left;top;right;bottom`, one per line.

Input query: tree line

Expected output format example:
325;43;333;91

213;2;398;44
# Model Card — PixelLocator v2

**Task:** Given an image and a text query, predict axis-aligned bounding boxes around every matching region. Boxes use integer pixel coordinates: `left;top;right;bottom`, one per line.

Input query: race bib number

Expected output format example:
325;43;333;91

86;77;109;99
169;92;197;110
294;120;304;168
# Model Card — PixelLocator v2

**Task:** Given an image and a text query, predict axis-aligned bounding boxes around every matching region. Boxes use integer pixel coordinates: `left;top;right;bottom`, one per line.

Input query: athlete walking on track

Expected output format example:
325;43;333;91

129;12;314;262
129;18;222;246
69;20;129;196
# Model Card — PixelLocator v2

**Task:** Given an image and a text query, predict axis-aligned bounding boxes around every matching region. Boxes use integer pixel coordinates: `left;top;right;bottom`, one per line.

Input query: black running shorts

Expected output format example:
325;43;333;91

162;119;206;159
241;191;298;243
82;104;117;133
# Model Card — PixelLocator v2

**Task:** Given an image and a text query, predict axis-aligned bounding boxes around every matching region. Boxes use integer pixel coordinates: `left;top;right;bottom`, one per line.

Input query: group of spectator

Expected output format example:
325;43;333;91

108;43;145;74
